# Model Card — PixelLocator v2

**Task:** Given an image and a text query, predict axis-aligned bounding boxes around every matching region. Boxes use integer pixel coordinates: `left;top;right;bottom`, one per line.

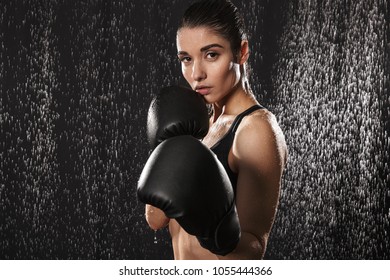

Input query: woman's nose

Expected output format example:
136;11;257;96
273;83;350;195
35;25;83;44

191;61;206;81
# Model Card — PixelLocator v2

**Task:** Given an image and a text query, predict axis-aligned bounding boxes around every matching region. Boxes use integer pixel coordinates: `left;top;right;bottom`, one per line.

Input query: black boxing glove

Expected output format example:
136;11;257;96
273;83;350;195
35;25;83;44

147;85;209;148
138;85;241;255
138;135;240;255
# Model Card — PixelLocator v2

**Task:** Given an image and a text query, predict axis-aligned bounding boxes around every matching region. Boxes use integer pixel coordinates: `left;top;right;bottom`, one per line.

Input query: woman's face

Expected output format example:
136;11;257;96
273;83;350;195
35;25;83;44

176;27;241;104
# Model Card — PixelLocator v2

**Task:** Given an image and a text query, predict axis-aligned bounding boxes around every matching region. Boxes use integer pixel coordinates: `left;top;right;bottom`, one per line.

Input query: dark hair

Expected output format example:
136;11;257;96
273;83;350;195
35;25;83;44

178;0;247;59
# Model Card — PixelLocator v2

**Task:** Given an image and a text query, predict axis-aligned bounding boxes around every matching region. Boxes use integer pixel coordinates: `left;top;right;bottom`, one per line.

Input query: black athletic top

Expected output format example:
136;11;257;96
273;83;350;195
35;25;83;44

210;105;264;194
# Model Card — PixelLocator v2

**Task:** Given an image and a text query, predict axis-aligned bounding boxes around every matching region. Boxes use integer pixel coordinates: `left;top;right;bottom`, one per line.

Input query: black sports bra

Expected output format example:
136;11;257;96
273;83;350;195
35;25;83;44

210;105;264;194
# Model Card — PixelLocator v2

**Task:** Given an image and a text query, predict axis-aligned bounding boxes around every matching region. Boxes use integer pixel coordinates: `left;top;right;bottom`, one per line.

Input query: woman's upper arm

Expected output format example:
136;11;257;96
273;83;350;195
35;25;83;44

231;111;287;256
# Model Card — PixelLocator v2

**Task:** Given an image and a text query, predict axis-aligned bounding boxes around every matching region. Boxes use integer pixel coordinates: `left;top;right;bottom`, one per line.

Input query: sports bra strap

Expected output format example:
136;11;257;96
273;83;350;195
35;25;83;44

230;105;264;133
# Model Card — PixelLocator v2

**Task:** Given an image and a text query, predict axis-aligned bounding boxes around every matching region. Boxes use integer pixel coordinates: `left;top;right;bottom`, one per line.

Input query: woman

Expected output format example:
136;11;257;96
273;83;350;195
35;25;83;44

145;0;287;259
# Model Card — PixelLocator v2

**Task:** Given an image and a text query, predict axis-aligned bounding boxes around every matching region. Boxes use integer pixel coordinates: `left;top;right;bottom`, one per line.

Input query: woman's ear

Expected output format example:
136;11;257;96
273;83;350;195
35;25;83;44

239;40;249;65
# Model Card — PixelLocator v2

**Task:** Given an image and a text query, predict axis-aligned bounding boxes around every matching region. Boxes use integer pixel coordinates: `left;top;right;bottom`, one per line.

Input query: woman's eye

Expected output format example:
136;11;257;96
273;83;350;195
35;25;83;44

179;56;191;63
206;52;219;60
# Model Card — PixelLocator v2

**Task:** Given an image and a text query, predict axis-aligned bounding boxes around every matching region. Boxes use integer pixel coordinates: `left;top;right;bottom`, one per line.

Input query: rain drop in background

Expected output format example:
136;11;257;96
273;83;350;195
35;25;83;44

0;0;389;259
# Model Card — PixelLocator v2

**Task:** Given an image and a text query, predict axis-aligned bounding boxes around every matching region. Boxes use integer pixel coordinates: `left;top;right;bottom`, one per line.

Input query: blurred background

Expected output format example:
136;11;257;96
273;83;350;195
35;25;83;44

0;0;389;259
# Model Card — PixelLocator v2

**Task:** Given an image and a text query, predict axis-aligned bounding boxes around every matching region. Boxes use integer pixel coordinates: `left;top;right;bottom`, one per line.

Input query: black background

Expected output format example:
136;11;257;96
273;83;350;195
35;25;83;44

0;0;389;259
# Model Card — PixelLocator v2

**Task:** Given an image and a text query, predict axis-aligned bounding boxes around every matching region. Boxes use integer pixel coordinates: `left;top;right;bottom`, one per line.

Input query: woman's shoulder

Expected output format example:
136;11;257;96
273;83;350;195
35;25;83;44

233;107;288;168
237;107;283;140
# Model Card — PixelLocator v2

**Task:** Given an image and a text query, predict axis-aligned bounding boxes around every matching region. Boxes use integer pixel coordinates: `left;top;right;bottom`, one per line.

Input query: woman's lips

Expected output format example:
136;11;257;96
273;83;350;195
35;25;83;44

195;87;212;95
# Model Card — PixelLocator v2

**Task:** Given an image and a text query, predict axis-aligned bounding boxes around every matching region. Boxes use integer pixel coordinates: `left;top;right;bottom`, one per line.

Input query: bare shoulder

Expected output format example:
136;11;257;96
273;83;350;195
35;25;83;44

232;108;288;174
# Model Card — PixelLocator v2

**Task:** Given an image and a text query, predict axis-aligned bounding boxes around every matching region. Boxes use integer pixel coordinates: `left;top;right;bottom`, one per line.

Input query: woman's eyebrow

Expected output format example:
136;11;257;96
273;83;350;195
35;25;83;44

177;51;189;56
177;43;224;56
200;43;224;52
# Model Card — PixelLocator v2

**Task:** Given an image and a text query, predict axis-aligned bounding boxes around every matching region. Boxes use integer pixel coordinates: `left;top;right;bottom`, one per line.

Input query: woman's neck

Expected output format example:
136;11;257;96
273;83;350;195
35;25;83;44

211;83;257;123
